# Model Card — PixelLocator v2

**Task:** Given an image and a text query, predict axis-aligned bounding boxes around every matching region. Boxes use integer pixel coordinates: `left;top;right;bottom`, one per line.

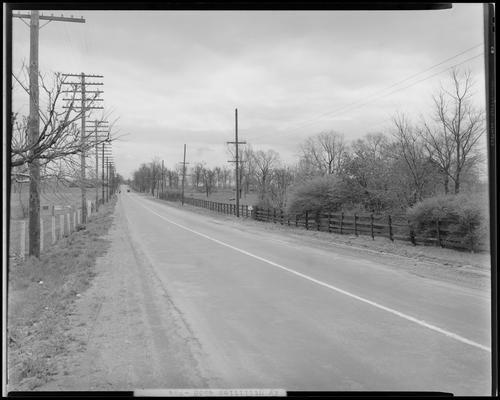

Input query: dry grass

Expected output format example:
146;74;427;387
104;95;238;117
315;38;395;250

7;198;116;390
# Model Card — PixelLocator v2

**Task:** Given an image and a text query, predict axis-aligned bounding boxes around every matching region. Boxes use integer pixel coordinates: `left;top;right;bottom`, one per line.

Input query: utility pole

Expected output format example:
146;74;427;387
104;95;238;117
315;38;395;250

62;73;104;224
227;108;246;217
13;10;85;257
89;120;109;211
102;143;105;202
180;144;189;205
106;157;109;202
101;141;113;202
162;159;165;195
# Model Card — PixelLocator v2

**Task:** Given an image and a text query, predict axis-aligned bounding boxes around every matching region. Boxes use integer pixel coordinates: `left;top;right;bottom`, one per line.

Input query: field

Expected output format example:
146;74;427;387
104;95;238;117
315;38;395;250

10;181;88;219
9;180;102;258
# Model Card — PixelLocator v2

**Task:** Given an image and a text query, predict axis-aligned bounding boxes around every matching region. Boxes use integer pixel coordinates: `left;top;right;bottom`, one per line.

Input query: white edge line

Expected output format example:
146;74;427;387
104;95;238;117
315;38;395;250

129;196;491;353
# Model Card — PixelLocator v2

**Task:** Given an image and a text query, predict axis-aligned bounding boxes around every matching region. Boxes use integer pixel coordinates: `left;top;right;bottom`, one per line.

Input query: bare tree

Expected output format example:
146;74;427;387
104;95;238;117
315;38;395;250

252;149;280;201
241;145;256;195
422;68;485;194
391;113;435;205
220;166;232;189
202;167;217;197
299;131;347;176
11;71;112;168
149;158;162;196
270;166;294;209
191;162;205;190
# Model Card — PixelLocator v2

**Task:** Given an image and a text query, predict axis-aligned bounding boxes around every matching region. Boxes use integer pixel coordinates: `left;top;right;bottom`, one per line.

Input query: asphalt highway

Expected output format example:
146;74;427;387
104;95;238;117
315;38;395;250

120;190;491;395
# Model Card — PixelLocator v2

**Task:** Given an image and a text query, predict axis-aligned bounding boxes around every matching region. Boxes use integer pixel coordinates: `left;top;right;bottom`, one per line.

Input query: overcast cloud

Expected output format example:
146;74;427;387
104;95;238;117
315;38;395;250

11;5;486;178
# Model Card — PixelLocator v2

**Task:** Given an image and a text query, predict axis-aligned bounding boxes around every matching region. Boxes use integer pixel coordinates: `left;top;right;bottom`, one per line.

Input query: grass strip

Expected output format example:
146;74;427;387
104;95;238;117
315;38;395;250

7;198;116;390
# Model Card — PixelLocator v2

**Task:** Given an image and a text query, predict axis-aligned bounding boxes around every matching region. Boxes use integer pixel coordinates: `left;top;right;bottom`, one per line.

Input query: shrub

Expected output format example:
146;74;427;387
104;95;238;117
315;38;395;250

286;175;363;216
159;190;182;202
407;193;489;251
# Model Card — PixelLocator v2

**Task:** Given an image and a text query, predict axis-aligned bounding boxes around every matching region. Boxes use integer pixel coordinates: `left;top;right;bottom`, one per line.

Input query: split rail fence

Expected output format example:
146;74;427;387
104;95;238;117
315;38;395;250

169;197;485;252
183;196;252;218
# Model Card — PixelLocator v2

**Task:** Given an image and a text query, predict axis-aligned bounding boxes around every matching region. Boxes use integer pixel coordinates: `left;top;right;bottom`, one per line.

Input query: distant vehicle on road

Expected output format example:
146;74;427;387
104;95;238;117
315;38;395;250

127;189;130;192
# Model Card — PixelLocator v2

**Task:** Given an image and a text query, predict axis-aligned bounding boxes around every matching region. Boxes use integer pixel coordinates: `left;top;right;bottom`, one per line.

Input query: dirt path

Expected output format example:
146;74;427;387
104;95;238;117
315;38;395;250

39;197;220;390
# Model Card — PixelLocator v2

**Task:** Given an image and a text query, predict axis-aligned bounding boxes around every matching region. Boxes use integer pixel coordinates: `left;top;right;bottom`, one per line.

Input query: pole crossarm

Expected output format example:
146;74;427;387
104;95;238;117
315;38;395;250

13;13;86;23
62;82;104;86
61;90;104;94
62;73;103;78
63;106;104;109
62;98;104;101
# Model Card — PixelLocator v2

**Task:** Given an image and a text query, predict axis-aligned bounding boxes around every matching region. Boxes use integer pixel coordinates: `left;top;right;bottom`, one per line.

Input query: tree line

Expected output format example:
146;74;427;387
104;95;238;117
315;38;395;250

131;68;487;215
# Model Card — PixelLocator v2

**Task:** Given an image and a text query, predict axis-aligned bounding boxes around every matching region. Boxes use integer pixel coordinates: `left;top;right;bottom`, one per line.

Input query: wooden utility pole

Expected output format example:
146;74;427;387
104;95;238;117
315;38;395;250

106;157;109;202
101;142;113;201
62;73;103;224
227;108;246;217
28;11;40;257
13;10;85;257
81;73;86;220
91;120;109;211
102;143;105;202
162;159;165;194
180;144;188;205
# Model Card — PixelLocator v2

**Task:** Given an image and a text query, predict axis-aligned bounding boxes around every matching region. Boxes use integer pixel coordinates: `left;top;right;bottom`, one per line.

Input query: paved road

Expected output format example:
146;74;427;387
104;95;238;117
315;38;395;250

120;190;491;395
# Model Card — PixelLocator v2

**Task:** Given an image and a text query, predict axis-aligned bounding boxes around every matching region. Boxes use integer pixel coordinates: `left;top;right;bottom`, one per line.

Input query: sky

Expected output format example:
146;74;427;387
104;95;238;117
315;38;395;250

10;5;487;179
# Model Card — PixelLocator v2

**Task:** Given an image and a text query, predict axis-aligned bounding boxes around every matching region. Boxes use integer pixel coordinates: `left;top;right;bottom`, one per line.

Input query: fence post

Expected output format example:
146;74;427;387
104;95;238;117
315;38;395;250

246;205;249;218
267;208;271;222
388;215;394;242
52;215;56;244
469;221;474;253
408;219;416;245
305;211;309;230
66;209;71;234
20;220;26;260
280;209;284;225
40;217;44;252
59;214;65;238
340;212;344;234
436;218;442;247
328;213;332;233
354;213;358;236
316;211;320;231
273;208;276;224
295;214;298;227
371;214;375;240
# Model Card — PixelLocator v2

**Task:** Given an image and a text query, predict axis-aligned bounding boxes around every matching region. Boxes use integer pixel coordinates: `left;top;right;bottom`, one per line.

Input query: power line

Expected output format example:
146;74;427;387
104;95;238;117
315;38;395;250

254;44;484;141
255;50;484;141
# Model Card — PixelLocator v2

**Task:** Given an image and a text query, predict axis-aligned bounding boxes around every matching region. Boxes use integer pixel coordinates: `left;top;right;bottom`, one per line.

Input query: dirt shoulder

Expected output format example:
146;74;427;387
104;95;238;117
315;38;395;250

7;199;116;391
32;194;215;391
146;195;491;293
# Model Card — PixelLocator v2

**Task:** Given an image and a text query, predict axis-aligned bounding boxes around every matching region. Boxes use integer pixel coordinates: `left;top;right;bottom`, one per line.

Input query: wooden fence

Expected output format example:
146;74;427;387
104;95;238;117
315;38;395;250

253;207;486;251
9;200;96;259
183;197;252;218
167;197;485;252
